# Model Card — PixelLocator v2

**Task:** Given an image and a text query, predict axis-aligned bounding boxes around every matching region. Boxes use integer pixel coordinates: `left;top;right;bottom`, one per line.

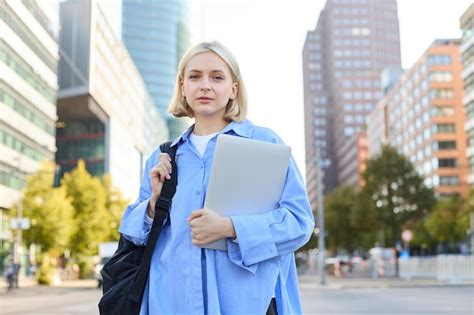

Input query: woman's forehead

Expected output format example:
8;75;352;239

185;52;231;73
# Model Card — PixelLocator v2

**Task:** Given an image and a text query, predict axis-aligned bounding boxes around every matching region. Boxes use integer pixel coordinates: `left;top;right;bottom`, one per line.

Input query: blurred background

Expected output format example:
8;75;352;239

0;0;473;313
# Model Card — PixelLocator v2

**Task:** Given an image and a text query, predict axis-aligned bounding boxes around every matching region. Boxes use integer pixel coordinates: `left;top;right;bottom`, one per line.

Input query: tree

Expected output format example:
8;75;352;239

420;188;473;253
62;160;108;277
102;174;129;241
424;195;468;252
362;145;436;248
324;185;377;253
15;161;74;284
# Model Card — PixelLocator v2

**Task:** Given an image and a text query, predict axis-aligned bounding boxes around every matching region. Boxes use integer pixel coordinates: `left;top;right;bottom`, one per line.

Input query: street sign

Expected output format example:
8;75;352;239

10;218;30;230
401;229;413;242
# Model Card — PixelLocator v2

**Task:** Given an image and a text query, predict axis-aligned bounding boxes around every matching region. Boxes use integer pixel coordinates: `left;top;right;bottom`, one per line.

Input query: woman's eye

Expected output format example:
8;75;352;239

213;76;224;80
189;75;199;79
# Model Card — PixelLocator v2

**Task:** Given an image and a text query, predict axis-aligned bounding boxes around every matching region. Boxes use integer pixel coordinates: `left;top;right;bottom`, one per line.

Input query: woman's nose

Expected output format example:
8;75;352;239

200;79;211;91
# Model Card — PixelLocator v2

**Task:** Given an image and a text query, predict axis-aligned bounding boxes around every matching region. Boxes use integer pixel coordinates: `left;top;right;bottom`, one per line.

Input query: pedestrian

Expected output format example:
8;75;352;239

5;257;18;291
119;41;315;314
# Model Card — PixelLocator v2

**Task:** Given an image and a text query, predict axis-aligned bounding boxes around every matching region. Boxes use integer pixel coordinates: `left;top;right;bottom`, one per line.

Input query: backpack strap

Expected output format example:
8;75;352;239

130;141;178;303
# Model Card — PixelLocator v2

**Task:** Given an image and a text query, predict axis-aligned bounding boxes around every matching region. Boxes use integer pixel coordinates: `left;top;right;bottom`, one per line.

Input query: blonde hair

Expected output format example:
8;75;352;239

168;41;248;121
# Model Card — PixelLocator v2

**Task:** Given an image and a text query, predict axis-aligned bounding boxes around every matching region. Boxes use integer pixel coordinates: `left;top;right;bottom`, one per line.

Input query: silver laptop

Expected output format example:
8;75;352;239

202;134;291;251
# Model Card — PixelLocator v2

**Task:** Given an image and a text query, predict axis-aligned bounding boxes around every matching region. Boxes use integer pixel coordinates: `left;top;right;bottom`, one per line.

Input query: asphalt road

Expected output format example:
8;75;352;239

1;279;473;314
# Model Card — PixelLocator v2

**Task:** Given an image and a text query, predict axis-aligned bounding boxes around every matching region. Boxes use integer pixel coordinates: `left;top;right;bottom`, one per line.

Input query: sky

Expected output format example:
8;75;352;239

43;0;472;176
190;0;472;175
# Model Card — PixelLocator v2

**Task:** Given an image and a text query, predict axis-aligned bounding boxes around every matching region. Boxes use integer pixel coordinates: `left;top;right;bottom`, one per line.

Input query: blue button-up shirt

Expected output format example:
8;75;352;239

119;119;314;315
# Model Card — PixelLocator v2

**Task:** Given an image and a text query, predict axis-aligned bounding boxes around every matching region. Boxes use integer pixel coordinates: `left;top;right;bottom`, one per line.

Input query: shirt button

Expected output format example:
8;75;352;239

195;191;200;195
200;165;204;169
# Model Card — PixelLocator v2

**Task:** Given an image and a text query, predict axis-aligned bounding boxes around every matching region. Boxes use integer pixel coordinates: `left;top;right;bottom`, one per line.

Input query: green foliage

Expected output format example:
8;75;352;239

13;159;128;282
323;185;377;252
36;253;56;285
20;161;74;257
62;160;108;275
424;193;471;245
362;145;436;247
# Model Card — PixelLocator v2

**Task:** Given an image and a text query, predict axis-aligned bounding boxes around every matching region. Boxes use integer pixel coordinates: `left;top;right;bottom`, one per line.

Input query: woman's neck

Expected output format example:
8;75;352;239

193;117;230;136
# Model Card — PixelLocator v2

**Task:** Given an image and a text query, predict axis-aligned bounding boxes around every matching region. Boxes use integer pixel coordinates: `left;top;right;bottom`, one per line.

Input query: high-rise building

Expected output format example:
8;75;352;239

303;0;402;204
336;131;368;187
0;0;58;209
367;39;469;197
122;0;191;140
57;0;168;200
460;4;474;185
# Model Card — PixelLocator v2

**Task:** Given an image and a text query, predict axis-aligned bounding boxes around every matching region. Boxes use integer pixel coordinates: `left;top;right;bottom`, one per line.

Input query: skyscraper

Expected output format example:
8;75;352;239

367;39;469;197
122;0;191;140
460;4;473;186
0;0;58;209
303;0;401;206
57;0;168;200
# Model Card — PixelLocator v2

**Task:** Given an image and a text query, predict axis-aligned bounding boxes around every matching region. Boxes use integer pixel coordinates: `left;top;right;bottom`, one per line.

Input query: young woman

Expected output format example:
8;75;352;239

119;41;314;315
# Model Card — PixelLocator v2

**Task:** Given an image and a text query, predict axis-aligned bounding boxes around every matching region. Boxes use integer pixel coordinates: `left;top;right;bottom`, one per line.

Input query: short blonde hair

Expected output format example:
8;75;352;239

168;41;248;121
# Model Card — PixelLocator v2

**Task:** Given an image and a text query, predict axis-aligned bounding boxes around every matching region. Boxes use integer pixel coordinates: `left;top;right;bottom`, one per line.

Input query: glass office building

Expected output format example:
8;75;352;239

122;0;191;140
57;0;168;200
0;0;58;208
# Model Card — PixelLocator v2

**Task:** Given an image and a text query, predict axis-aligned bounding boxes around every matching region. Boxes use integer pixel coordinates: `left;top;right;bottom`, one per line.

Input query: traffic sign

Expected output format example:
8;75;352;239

10;218;30;230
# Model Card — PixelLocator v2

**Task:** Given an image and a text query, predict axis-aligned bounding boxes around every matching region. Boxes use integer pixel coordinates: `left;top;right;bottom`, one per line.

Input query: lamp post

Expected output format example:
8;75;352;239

12;156;23;266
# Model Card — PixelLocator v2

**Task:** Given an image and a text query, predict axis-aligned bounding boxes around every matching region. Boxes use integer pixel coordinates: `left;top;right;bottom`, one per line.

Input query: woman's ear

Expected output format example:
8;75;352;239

230;82;238;100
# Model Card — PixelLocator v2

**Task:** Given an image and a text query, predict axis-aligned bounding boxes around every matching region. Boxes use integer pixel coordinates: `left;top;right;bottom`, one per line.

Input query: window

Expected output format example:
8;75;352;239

438;158;457;167
429;71;453;83
439;176;459;186
430;89;454;100
344;103;354;111
431;106;455;117
434;123;455;133
436;141;456;150
427;54;452;65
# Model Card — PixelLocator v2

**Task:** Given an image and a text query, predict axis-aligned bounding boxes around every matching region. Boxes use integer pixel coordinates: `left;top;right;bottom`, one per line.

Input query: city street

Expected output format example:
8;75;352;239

301;284;473;314
1;277;473;314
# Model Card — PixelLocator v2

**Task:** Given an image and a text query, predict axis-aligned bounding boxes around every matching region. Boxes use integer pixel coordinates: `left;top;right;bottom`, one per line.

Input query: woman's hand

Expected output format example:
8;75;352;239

188;209;236;246
147;153;173;218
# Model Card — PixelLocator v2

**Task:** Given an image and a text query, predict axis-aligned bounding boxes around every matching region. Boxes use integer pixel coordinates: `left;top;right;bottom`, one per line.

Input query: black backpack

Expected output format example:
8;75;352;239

98;141;177;315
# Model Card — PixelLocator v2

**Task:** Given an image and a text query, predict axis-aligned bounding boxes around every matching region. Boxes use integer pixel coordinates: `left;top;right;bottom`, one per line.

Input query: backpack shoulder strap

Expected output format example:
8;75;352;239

129;141;178;303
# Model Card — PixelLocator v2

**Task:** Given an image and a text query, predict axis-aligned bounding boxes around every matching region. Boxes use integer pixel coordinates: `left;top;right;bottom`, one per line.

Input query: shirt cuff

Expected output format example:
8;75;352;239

228;213;278;266
144;211;154;227
226;239;258;274
119;198;151;245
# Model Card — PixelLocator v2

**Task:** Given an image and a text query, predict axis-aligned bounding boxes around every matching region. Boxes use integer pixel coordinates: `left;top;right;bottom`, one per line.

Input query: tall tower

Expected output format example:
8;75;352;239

0;0;58;209
121;0;191;140
460;4;474;186
367;40;469;197
303;0;402;206
57;0;168;200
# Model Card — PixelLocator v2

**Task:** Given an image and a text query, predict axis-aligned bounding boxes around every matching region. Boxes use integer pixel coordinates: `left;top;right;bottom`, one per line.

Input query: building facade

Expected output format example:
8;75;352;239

303;0;402;204
0;0;59;271
122;0;190;140
0;0;58;208
460;4;474;185
336;131;368;187
57;0;168;201
368;39;469;197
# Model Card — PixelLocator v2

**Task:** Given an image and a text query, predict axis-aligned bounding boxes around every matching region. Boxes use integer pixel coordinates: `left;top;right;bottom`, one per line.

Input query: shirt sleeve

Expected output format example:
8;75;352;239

118;150;159;246
226;130;315;268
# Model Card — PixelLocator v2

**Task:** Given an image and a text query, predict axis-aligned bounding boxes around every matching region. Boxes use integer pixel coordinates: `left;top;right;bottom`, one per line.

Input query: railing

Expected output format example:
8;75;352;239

399;255;474;282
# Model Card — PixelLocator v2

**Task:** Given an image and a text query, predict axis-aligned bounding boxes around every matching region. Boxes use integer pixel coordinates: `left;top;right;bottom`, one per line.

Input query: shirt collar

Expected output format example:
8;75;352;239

170;119;254;147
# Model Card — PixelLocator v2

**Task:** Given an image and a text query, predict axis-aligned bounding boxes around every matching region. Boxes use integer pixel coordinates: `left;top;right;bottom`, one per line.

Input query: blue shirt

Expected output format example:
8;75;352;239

119;119;315;315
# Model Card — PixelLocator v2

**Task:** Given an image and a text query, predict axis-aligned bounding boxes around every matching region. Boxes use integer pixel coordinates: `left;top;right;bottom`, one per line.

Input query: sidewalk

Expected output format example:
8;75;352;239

0;276;97;297
298;272;474;289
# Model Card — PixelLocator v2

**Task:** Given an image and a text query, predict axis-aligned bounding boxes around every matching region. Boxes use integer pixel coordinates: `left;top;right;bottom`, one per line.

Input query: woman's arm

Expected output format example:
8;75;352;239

118;150;159;246
226;155;315;268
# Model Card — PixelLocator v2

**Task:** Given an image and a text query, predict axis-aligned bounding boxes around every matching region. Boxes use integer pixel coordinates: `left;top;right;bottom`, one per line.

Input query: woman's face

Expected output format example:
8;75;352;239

182;52;237;121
